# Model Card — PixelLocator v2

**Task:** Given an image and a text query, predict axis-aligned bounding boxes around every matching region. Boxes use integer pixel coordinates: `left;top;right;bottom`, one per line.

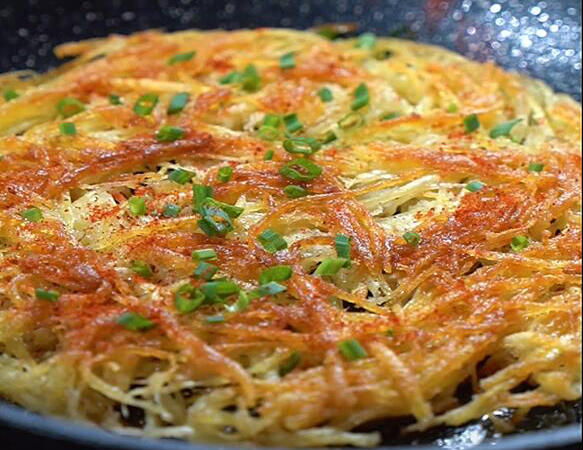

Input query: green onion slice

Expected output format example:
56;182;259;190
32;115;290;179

351;83;369;110
168;51;195;65
489;119;522;139
527;162;544;173
263;149;275;161
356;32;376;49
201;280;240;302
130;260;153;278
57;97;85;118
168;92;190;115
279;351;301;376
283;113;303;134
109;94;123;105
511;235;530;252
128;196;147;216
168;168;194;184
194;261;218;281
20;207;43;222
175;284;205;314
463;114;480;133
193;184;213;213
198;206;233;236
317;87;333;102
251;281;287;298
219;71;241;84
283;185;308;198
59;122;77;136
241;64;261;92
205;314;225;324
35;288;60;302
381;112;401;121
335;234;351;266
338;339;368;361
257;229;288;253
283;137;322;155
133;93;159;116
3;89;19;101
314;257;349;276
117;312;155;331
280;52;296;69
259;265;293;285
163;204;181;218
338;112;363;129
156;125;185;142
279;158;322;182
403;231;421;246
465;181;485;192
218;166;233;183
192;249;217;261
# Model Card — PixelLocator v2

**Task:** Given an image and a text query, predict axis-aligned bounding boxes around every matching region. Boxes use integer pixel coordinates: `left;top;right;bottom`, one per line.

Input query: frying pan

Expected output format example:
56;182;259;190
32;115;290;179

0;1;581;449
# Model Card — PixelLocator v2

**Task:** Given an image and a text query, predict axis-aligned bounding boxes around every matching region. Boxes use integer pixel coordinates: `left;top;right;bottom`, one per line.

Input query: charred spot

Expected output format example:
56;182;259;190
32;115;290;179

463;261;483;276
222;404;238;413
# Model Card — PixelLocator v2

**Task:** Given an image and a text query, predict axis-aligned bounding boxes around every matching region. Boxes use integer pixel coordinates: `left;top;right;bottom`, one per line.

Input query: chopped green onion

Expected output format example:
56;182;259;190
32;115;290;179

3;89;19;102
279;351;301;376
511;235;530;252
335;234;351;266
205;314;225;324
351;83;369;111
252;281;287;297
240;64;261;92
202;198;243;219
117;312;155;331
133;93;159;116
257;229;288;253
130;260;153;278
258;125;279;141
283;185;308;199
35;288;60;302
57;97;85;118
320;130;337;144
201;280;240;302
463;114;480;133
263;149;275;161
465;181;485;192
227;291;251;313
314;258;349;276
168;168;194;184
168;51;195;65
175;283;205;314
219;71;241;84
490;119;522;138
283;137;322;156
263;114;281;128
168;92;190;115
317;87;333;102
403;231;421;246
356;32;376;49
381;112;400;121
279;158;322;182
447;103;458;113
156;125;185;142
338;112;363;129
198;206;233;236
192;249;217;261
528;162;544;173
109;94;122;105
20;207;43;223
194;261;218;280
193;184;213;212
283;113;303;134
59;122;77;136
386;329;395;337
338;339;368;361
163;203;181;218
128;196;147;216
280;52;296;69
259;265;293;285
218;166;233;183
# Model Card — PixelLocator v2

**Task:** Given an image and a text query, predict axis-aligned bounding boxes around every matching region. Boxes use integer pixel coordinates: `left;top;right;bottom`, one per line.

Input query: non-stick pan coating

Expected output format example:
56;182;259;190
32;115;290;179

0;1;581;449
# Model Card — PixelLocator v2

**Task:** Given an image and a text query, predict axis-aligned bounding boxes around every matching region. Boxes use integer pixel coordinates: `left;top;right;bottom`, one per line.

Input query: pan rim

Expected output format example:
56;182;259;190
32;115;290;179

0;401;580;450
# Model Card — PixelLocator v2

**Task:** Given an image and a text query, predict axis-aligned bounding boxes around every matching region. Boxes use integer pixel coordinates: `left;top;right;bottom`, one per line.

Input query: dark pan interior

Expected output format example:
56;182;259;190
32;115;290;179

0;1;581;449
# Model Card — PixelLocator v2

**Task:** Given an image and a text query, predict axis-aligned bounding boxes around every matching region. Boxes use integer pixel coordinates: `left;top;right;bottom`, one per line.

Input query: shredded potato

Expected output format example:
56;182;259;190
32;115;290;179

0;28;580;447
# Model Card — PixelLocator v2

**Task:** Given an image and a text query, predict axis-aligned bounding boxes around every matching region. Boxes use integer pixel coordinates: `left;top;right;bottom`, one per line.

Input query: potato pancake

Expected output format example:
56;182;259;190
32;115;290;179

0;28;580;447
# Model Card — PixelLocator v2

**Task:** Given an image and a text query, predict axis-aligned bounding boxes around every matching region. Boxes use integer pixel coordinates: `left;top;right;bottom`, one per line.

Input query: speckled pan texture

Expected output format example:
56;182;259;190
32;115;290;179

0;0;581;101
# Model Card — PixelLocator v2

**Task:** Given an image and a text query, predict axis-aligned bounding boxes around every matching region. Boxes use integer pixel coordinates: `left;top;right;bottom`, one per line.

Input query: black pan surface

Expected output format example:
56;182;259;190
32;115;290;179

0;1;581;449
